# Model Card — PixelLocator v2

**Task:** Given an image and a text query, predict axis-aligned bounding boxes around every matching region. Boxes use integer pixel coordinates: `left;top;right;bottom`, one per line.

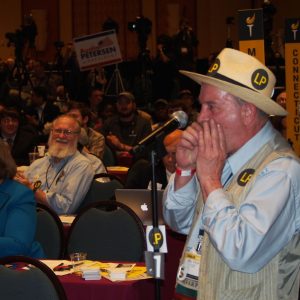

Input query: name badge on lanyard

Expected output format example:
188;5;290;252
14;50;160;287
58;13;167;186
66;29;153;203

177;229;204;289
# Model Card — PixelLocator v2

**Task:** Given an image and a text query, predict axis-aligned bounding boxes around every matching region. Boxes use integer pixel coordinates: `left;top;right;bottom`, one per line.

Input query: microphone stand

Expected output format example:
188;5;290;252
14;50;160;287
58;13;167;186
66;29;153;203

150;148;163;300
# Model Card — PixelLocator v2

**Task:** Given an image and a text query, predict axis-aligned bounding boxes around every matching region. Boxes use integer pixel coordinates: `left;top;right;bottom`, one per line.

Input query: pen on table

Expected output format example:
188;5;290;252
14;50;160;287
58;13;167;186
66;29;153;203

53;262;64;271
53;262;85;271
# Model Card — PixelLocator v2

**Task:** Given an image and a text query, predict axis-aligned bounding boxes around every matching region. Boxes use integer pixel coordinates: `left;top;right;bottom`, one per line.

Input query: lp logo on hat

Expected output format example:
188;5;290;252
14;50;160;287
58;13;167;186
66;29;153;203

251;69;268;90
208;58;220;74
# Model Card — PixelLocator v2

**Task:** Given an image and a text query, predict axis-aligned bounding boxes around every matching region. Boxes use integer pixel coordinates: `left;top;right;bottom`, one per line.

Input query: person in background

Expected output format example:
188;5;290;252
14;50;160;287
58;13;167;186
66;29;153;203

29;59;61;98
164;48;300;299
0;140;44;258
67;101;105;159
270;89;287;137
25;86;60;142
88;87;105;131
173;17;198;93
101;91;152;154
78;127;107;175
0;107;38;166
179;89;198;123
151;98;170;130
168;99;188;119
125;129;182;190
15;115;94;215
152;34;178;101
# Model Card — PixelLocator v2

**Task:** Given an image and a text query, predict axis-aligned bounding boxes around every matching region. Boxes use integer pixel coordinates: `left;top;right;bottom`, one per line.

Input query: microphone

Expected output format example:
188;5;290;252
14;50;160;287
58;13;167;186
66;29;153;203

131;110;188;154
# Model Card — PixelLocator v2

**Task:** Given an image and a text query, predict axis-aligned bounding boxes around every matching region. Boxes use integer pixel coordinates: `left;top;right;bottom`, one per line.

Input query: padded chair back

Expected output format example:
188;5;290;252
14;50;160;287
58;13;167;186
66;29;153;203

67;201;145;262
77;173;124;212
35;203;65;259
102;144;117;167
0;256;67;300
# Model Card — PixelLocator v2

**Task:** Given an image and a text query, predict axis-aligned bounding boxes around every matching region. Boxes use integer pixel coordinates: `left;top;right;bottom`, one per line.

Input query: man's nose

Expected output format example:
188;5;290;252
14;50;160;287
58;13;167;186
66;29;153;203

197;108;209;123
58;131;67;138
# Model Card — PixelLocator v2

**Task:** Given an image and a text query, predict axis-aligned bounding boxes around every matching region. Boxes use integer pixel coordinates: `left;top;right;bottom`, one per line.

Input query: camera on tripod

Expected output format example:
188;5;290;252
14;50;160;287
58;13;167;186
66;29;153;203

128;16;152;34
5;30;25;48
6;14;37;52
128;16;152;53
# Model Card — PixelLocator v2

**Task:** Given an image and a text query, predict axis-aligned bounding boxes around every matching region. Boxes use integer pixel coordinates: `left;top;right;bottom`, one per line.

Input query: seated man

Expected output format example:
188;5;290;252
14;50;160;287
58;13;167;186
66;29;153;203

15;115;94;214
101;92;152;153
78;127;107;175
24;86;60;143
125;129;182;189
0;108;38;166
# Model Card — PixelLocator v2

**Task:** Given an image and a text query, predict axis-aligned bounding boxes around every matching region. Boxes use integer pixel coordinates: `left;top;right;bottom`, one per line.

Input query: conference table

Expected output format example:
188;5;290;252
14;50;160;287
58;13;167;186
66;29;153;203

58;270;155;300
62;220;186;300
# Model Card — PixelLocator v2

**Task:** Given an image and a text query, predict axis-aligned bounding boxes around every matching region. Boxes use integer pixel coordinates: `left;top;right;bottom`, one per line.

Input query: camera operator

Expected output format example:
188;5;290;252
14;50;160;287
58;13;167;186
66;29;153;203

153;34;177;101
173;18;198;70
128;16;154;106
173;18;198;92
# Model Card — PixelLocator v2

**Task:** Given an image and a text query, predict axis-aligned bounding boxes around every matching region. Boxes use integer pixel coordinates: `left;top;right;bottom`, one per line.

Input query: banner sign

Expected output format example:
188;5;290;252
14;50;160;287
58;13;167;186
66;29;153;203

73;30;122;71
285;18;300;155
238;9;265;64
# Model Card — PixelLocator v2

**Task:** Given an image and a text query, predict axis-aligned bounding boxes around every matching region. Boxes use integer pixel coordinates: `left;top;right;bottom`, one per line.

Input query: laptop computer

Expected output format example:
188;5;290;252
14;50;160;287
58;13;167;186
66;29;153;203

115;189;165;225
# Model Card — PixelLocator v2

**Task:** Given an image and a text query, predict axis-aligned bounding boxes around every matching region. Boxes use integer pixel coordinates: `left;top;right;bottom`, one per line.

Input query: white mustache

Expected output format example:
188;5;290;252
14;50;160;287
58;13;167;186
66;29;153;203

55;138;68;144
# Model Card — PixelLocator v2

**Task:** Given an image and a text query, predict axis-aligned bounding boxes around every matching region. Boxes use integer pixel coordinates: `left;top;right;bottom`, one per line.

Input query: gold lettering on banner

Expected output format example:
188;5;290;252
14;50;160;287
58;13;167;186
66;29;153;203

248;48;256;56
293;51;299;141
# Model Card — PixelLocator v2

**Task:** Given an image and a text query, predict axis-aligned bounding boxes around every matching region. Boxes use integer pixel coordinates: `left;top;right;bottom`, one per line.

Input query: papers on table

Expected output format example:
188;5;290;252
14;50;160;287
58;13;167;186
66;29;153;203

40;260;73;276
107;263;135;280
81;267;101;280
40;260;151;281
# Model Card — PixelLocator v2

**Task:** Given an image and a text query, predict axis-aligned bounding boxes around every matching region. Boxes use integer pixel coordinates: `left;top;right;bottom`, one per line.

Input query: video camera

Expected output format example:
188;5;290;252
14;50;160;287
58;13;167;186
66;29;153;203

128;16;152;52
6;14;37;51
128;16;152;35
5;29;25;48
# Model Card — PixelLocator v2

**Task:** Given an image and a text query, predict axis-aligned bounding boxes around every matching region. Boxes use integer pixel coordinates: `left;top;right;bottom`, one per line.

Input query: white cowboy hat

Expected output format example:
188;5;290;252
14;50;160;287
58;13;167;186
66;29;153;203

180;48;287;116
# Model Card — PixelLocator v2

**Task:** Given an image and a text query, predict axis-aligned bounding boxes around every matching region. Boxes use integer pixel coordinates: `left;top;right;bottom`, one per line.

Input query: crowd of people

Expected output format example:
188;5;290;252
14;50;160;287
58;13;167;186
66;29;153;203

0;43;299;299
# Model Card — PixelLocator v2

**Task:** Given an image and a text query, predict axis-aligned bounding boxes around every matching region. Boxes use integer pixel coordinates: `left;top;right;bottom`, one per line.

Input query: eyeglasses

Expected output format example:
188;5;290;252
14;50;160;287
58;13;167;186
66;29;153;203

51;128;80;136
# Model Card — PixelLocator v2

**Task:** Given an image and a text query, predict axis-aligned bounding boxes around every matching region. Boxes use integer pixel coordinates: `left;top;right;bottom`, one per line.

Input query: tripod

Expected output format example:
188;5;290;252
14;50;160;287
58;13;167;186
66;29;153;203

8;44;33;97
105;64;125;97
132;49;153;108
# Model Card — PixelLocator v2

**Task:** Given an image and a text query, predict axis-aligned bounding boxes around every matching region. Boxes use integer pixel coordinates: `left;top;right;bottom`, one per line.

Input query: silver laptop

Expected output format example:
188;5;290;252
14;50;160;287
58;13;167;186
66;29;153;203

115;189;165;225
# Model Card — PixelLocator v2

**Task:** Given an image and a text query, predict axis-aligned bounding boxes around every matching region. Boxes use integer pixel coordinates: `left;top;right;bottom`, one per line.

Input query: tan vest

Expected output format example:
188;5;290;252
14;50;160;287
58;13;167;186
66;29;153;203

177;133;300;300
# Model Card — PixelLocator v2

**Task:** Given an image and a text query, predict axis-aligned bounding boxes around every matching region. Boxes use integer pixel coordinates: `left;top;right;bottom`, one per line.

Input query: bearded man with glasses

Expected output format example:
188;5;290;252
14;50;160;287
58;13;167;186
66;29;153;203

15;115;94;214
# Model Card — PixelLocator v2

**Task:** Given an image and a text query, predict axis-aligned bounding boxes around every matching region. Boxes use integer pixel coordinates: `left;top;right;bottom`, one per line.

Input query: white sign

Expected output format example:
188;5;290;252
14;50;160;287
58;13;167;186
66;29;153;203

73;30;122;71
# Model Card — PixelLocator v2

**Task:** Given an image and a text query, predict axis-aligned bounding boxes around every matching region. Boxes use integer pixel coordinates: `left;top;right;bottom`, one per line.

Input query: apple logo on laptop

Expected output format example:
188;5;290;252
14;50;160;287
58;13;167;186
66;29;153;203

141;203;148;211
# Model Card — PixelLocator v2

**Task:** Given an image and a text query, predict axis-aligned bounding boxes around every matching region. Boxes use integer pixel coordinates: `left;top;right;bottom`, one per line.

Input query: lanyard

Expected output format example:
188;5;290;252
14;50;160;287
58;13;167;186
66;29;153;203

45;158;70;192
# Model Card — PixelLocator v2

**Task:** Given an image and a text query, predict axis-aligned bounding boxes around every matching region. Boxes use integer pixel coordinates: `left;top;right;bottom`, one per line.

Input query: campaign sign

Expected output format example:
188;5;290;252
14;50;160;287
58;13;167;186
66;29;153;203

73;30;122;71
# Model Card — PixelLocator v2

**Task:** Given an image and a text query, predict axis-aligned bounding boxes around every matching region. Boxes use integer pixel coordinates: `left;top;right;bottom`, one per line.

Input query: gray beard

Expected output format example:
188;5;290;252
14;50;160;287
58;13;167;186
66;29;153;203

48;143;77;159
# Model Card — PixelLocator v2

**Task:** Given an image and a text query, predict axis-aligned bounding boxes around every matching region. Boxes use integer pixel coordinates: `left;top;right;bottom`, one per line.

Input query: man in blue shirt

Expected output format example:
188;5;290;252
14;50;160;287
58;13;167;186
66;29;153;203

164;48;300;299
16;115;94;214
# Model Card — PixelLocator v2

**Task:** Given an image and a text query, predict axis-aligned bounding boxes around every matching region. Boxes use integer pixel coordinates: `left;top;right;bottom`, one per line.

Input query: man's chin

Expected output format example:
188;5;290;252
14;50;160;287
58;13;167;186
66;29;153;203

48;146;76;159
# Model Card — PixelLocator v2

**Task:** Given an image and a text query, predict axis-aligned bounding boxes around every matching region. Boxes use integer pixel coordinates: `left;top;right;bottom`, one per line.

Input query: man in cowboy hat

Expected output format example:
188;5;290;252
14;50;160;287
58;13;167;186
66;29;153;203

163;48;300;300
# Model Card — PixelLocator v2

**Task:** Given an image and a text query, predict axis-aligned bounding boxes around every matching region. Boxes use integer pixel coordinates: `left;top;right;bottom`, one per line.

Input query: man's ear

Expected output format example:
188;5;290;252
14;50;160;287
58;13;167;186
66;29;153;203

83;115;89;125
241;102;256;125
